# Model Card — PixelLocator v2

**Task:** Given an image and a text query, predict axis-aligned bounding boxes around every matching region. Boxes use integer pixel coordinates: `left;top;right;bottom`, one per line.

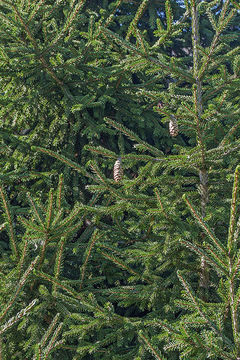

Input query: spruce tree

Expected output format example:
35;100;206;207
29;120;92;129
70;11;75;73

32;0;240;358
0;0;240;359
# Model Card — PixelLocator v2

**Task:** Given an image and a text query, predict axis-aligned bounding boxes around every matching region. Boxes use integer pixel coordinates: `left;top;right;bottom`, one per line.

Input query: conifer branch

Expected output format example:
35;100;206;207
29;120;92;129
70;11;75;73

138;330;166;360
134;27;147;55
203;73;239;102
229;274;239;353
154;188;169;219
123;154;160;162
180;239;228;275
227;166;240;354
99;250;139;276
199;3;236;79
0;334;2;360
34;344;42;360
56;175;63;209
53;238;66;296
85;145;117;159
0;184;18;259
89;161;137;201
37;235;50;271
0;299;38;335
206;5;217;31
44;322;63;359
228;166;240;253
152;319;181;336
165;0;173;32
27;192;46;230
231;252;240;281
126;0;150;40
204;243;228;269
18;238;29;279
86;145;159;162
1;0;64;87
234;287;240;313
101;28;194;82
35;270;82;300
99;250;151;283
35;271;107;315
183;194;227;256
193;86;206;172
230;0;240;10
18;217;45;233
97;243;123;257
188;0;208;294
102;0;123;31
32;146;93;180
52;219;84;240
0;257;39;322
80;230;99;290
46;189;53;231
51;209;64;229
53;206;83;233
191;0;208;217
41;0;86;55
33;313;62;360
104;117;164;156
220;119;240;147
27;0;45;24
177;271;233;348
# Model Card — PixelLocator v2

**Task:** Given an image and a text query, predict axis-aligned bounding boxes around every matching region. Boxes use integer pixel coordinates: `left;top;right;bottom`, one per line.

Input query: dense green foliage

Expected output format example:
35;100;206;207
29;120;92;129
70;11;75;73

0;0;240;359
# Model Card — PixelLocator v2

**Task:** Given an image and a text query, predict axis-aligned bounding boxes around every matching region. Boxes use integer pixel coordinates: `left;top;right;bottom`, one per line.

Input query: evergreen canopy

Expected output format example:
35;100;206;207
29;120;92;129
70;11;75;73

0;0;240;359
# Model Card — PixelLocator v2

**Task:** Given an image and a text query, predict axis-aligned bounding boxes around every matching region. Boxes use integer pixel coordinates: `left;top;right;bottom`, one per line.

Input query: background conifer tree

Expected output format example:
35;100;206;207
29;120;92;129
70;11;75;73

32;0;240;358
0;0;177;205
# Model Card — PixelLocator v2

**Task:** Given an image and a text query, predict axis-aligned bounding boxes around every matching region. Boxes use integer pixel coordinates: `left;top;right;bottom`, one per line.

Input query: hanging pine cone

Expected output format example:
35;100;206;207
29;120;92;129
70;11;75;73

169;116;178;137
113;158;123;182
